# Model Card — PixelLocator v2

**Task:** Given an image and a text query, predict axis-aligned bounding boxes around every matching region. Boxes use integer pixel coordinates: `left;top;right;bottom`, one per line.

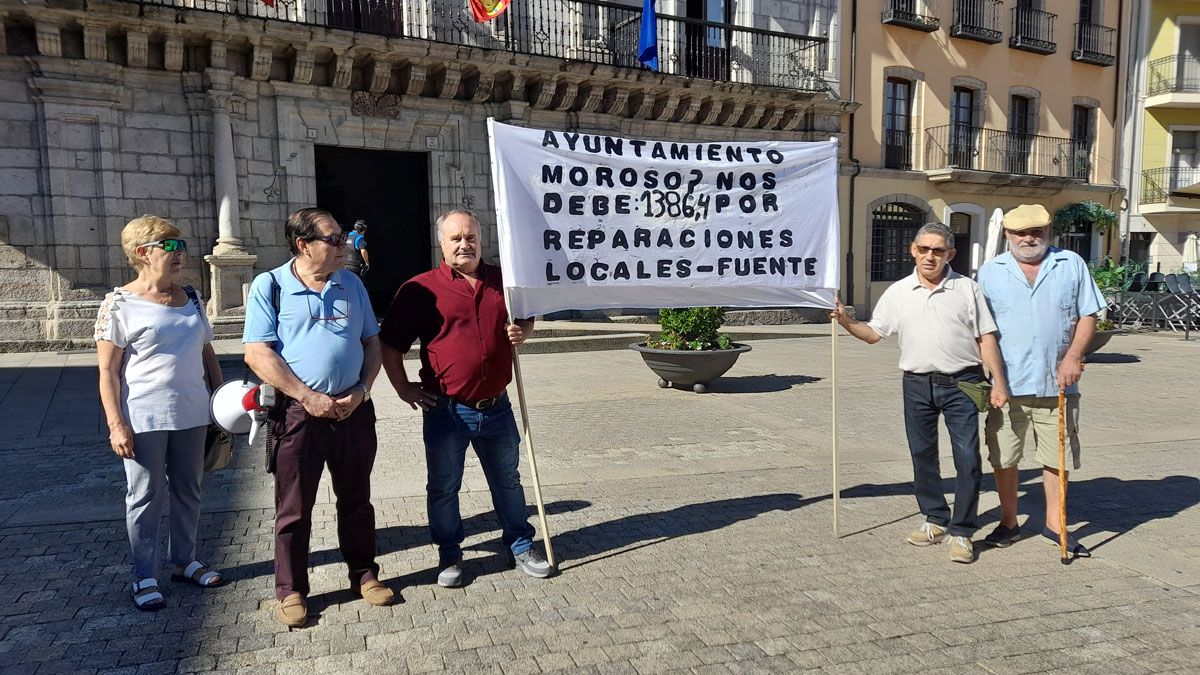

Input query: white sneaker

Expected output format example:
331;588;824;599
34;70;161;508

437;563;463;588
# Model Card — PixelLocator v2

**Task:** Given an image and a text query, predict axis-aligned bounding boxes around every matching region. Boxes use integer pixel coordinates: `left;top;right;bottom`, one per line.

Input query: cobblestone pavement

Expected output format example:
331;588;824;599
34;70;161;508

0;332;1197;674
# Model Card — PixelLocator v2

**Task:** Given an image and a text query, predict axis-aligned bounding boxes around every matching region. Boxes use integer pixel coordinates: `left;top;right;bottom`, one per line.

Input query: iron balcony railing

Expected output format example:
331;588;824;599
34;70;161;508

1010;6;1056;55
1072;22;1116;66
951;0;1003;43
1141;167;1200;204
925;125;1090;179
1147;55;1200;96
881;0;940;32
883;129;913;170
121;0;829;92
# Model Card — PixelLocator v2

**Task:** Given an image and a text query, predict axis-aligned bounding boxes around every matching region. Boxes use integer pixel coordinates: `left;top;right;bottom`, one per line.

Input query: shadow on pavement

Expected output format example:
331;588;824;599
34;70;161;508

551;493;816;571
986;472;1200;555
1085;352;1141;364
706;374;822;394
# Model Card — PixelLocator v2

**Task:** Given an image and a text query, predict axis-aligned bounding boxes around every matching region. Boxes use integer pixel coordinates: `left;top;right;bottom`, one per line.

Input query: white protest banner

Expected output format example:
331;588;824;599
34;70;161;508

488;119;840;318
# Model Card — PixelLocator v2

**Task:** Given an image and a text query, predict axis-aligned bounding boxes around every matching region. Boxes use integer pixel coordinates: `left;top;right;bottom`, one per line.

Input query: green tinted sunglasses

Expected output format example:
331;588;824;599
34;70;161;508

142;239;187;253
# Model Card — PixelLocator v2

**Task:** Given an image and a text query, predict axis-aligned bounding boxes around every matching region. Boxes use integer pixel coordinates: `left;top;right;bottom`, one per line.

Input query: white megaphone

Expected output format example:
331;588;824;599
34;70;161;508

210;379;275;445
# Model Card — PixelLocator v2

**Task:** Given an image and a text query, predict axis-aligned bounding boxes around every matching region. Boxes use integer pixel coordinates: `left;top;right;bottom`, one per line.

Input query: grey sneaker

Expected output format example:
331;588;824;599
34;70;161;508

906;522;947;546
948;536;974;564
511;549;553;579
436;562;463;588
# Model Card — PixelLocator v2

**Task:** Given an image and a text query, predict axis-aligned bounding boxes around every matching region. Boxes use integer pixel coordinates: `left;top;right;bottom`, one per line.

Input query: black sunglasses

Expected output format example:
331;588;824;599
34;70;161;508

307;233;347;247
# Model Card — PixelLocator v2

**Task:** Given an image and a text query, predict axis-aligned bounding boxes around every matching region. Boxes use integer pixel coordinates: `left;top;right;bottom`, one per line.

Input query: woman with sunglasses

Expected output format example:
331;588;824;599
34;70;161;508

94;215;224;611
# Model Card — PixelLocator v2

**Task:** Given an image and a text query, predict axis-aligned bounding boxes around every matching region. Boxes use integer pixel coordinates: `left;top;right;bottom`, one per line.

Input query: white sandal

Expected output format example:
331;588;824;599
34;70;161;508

171;561;222;587
131;578;164;611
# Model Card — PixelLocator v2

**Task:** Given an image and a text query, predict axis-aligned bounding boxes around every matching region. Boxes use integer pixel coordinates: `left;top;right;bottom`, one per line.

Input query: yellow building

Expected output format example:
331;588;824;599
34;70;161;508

839;0;1125;312
1123;0;1200;271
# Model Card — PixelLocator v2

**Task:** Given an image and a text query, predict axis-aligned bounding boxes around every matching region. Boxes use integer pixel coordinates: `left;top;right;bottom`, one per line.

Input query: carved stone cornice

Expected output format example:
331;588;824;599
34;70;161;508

251;44;273;81
369;59;393;94
82;21;107;61
698;99;723;126
332;52;354;89
164;34;184;72
435;67;461;99
553;81;579;111
210;39;227;71
630;91;657;120
126;31;148;68
401;64;427;96
28;76;125;108
13;1;847;132
742;104;766;129
469;70;495;104
603;88;629;116
653;94;681;122
720;101;746;127
677;97;703;124
292;49;314;85
761;107;784;130
508;73;527;102
36;20;62;57
530;76;559;109
578;84;605;114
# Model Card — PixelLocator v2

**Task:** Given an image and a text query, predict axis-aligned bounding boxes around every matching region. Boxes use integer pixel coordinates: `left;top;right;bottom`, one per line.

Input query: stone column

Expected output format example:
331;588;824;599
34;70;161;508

201;69;257;319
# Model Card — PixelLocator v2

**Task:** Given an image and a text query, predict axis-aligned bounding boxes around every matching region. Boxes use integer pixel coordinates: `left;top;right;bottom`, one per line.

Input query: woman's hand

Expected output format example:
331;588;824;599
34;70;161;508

109;421;135;459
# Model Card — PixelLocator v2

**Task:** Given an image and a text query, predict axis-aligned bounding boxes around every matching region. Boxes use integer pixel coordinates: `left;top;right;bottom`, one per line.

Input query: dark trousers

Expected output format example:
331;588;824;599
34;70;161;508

272;399;379;600
901;369;983;537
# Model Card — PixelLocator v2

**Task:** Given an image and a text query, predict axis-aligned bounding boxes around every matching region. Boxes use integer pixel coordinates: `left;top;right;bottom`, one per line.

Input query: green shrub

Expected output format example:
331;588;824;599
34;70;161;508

1096;318;1116;332
1053;200;1118;236
645;307;734;351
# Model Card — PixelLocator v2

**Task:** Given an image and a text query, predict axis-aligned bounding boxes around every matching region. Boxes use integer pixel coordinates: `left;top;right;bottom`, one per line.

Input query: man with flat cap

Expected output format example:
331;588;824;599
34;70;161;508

976;204;1106;557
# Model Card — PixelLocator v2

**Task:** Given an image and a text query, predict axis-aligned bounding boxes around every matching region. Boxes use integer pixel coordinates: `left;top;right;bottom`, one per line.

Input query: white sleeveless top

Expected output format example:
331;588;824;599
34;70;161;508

94;287;214;433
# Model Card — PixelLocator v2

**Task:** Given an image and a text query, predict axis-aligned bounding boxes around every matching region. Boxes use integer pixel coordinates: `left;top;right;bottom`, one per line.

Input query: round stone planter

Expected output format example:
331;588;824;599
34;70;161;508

629;342;752;393
1085;329;1120;355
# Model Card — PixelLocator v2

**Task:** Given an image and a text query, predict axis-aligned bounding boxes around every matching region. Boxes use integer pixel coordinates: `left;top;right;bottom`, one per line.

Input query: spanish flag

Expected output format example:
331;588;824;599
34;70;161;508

470;0;511;21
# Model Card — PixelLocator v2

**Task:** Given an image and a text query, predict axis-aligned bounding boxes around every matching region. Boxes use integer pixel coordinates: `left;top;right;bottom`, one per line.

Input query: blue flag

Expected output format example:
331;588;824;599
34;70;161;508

638;0;659;71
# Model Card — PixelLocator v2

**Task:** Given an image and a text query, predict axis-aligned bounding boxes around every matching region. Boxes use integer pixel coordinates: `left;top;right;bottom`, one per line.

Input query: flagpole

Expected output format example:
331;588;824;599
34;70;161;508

831;303;839;539
503;289;557;568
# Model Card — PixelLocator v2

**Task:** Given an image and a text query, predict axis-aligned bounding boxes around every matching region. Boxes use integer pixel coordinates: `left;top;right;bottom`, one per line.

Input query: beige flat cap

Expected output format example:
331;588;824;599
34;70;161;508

1003;204;1052;231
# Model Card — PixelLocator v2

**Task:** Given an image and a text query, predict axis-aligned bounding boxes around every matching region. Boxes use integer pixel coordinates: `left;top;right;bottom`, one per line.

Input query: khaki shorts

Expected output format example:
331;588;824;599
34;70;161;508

985;394;1081;471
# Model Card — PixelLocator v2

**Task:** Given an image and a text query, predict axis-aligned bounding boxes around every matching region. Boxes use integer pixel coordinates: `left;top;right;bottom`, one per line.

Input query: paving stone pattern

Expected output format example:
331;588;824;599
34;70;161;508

0;334;1197;673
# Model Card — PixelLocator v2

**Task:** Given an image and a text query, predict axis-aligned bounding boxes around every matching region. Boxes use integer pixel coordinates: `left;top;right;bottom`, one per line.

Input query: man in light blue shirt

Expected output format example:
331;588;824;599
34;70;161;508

976;204;1106;558
243;207;392;627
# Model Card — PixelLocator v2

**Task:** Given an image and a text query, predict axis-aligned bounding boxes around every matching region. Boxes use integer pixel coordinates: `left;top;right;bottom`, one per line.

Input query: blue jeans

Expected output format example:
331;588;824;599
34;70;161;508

901;370;983;537
423;393;535;565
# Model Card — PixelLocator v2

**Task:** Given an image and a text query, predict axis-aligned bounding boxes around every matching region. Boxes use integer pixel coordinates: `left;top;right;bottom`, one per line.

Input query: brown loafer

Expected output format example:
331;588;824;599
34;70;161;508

354;579;395;607
276;593;307;628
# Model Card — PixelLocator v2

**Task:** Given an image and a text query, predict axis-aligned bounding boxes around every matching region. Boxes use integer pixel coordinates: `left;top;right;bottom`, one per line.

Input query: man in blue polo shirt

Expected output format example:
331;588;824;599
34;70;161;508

243;207;392;627
976;204;1106;558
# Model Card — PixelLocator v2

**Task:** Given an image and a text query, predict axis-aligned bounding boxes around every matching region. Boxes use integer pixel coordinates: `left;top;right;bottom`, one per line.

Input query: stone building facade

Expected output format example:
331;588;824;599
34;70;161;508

0;0;846;348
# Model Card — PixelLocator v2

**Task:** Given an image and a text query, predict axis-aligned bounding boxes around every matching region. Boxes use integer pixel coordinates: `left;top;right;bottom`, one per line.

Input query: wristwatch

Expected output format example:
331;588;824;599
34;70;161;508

358;383;371;401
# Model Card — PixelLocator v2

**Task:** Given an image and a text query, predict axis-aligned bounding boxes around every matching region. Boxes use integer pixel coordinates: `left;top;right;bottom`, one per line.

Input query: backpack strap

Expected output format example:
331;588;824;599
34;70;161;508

244;272;284;385
182;285;204;318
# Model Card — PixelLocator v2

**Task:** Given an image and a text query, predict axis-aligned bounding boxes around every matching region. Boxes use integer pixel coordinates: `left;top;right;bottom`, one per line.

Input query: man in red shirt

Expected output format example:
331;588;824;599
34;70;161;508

379;209;553;587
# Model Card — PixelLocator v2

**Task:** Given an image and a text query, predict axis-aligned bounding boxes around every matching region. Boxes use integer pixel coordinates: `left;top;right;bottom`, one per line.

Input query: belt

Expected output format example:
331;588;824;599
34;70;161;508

449;395;502;410
905;367;982;386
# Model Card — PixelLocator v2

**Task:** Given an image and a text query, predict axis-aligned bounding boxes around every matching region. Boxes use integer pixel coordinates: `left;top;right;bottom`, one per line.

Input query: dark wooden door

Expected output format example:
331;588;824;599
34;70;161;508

315;146;431;317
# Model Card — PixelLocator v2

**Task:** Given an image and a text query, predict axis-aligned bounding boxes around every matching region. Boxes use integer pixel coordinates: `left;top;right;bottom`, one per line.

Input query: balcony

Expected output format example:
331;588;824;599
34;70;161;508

1145;55;1200;108
1141;167;1200;208
124;0;831;92
951;0;1003;44
924;125;1089;191
883;129;913;170
1009;6;1056;55
1072;22;1116;66
881;0;940;32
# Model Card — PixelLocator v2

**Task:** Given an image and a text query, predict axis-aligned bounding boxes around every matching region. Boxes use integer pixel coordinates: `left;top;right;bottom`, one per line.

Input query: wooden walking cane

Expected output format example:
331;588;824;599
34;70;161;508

504;290;557;567
1058;389;1068;564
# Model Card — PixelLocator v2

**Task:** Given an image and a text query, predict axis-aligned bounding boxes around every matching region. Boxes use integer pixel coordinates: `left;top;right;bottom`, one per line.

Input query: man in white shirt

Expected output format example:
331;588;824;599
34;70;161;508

831;223;1008;563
